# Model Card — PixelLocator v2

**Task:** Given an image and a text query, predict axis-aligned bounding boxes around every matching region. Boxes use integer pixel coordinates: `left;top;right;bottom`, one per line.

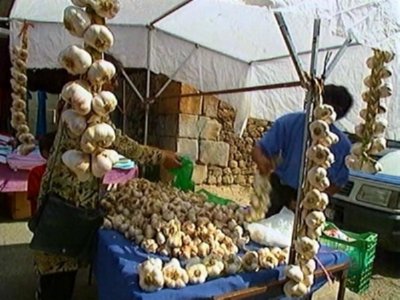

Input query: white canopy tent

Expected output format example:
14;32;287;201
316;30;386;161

8;0;400;140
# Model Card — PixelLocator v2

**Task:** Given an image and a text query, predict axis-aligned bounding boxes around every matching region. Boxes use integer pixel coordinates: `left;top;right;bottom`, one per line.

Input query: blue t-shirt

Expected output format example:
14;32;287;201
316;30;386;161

257;112;351;189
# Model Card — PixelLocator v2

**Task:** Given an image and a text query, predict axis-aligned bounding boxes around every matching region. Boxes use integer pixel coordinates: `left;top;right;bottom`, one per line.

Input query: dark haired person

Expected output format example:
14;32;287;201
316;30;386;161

252;84;353;217
27;132;56;215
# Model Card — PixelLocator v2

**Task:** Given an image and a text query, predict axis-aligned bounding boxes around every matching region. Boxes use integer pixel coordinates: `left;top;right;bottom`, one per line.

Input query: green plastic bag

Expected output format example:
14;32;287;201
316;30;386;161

197;189;232;206
169;156;195;192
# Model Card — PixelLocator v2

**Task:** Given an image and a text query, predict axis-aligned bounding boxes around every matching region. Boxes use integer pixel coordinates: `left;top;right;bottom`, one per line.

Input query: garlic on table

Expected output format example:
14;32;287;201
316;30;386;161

307;166;330;191
186;262;208;284
162;258;189;289
80;123;116;153
92;91;118;116
258;248;278;269
138;257;163;273
63;6;91;37
84;24;114;52
58;45;92;75
138;259;164;292
87;59;116;87
61;150;91;182
87;0;121;19
61;109;87;137
141;239;158;254
203;255;225;277
271;247;288;265
224;254;242;275
242;251;259;272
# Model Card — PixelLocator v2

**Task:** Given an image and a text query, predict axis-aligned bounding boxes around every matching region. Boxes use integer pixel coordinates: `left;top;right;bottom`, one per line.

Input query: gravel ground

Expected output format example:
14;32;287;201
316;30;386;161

0;185;399;299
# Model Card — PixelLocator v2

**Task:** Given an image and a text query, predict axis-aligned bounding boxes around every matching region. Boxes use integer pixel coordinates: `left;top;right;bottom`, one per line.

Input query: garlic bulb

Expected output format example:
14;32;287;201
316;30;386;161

369;137;386;155
138;258;163;273
307;167;330;191
61;150;91;182
61;80;92;115
285;265;304;282
242;251;259;272
283;280;309;298
295;237;319;261
18;133;35;145
92;91;118;116
361;160;382;173
186;262;208;284
58;45;92;75
61;109;87;137
345;154;363;171
203;255;225;277
258;248;278;269
305;211;326;229
71;0;88;7
302;189;329;211
138;266;164;292
313;104;336;124
301;259;316;276
63;6;91;37
80;123;116;153
91;151;114;178
162;259;189;289
83;24;114;52
87;59;116;87
19;143;36;156
11;67;27;85
224;254;242;275
309;120;330;142
87;0;120;19
306;144;334;168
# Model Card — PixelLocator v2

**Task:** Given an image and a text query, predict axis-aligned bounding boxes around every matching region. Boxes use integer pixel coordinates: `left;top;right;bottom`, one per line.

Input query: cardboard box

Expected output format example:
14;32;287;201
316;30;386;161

8;192;31;220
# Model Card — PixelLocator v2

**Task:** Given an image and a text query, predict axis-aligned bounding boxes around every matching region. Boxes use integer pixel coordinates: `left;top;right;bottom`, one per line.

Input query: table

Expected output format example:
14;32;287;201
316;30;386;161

94;230;350;300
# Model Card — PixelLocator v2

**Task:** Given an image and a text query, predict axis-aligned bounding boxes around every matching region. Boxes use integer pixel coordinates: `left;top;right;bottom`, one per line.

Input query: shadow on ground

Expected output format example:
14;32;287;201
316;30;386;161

0;244;97;300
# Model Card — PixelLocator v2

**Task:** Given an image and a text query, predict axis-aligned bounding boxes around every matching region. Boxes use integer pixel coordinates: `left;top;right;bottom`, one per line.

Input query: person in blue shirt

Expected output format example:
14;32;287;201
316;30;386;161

252;84;354;217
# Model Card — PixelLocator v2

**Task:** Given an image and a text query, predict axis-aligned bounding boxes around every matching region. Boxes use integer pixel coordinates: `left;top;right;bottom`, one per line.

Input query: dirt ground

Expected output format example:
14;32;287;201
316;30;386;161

198;184;400;300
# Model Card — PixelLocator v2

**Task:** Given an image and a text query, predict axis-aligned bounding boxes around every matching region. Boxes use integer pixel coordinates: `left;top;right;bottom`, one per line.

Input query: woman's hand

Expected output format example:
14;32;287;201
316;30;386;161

162;151;182;169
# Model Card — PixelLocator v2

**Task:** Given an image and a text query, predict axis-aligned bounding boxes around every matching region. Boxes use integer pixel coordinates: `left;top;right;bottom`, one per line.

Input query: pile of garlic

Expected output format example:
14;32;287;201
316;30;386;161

9;25;36;155
244;172;272;222
60;0;121;180
346;49;394;174
138;249;289;291
283;92;336;298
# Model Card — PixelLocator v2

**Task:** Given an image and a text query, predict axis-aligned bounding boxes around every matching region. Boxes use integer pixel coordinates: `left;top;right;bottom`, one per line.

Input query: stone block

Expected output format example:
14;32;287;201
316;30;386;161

199;141;230;167
178;114;199;138
180;85;202;115
198;116;222;140
203;96;219;117
177;138;198;161
192;164;208;184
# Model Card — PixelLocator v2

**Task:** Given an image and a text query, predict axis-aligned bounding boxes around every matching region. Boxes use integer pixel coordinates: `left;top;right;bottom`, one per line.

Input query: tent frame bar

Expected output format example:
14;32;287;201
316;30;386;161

149;0;193;27
322;36;353;79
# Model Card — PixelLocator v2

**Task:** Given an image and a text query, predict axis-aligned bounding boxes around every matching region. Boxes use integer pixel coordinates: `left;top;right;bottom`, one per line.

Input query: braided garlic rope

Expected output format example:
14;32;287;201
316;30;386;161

284;81;335;298
60;0;120;181
346;49;394;173
10;24;35;155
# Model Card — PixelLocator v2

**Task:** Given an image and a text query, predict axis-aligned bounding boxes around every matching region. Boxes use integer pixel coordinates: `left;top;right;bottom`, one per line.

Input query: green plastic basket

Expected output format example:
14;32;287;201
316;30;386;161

320;222;378;294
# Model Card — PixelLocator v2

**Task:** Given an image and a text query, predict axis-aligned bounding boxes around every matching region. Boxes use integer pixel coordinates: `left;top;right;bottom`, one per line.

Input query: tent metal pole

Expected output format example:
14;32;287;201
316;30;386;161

274;12;306;84
322;36;353;80
151;80;301;101
144;29;152;146
122;79;127;134
120;68;144;103
153;45;198;99
289;19;321;265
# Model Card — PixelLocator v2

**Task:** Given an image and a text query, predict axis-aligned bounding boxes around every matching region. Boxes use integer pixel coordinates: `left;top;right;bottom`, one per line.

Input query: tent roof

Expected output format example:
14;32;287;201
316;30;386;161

10;0;186;25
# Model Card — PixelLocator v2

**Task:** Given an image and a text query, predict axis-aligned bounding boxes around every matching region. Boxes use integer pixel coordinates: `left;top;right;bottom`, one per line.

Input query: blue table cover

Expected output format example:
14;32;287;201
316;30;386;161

95;230;349;300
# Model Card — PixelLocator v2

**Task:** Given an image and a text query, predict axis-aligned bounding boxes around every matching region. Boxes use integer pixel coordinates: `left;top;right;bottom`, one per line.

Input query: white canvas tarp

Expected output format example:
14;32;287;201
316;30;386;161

8;0;400;140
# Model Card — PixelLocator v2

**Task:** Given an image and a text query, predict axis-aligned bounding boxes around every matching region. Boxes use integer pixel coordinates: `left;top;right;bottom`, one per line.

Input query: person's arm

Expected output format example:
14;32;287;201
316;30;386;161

113;129;181;169
252;117;286;175
326;138;351;196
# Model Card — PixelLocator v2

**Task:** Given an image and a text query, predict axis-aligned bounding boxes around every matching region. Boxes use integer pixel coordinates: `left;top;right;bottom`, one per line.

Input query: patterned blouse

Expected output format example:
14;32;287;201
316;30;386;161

34;120;163;275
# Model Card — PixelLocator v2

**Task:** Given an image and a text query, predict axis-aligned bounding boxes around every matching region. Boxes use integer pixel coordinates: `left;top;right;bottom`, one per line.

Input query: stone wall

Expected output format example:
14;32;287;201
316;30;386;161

120;73;271;186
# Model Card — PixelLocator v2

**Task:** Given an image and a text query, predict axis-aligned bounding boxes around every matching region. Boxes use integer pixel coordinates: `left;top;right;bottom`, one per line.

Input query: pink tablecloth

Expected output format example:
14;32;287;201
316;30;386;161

0;164;29;192
0;163;139;193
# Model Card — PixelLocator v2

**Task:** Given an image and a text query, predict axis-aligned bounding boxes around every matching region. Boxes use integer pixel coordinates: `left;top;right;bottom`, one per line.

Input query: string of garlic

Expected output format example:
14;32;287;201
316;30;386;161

244;171;272;222
9;24;36;155
284;83;335;298
60;0;121;180
346;49;394;174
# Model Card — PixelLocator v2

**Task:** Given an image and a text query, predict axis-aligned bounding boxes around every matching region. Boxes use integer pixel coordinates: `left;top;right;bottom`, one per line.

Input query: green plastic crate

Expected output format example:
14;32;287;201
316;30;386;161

320;222;378;294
